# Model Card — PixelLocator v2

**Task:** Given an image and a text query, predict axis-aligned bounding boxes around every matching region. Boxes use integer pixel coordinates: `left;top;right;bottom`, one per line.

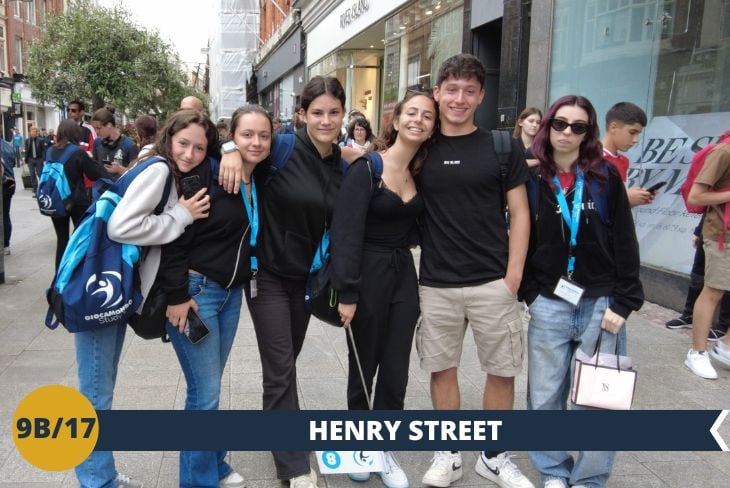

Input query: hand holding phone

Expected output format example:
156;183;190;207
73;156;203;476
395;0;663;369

184;308;210;345
646;181;667;194
181;175;204;199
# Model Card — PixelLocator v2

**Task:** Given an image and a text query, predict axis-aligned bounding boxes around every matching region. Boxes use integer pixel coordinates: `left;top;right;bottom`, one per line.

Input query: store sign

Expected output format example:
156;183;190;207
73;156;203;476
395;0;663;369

307;0;407;66
12;101;22;116
625;112;730;274
340;0;370;28
11;91;21;103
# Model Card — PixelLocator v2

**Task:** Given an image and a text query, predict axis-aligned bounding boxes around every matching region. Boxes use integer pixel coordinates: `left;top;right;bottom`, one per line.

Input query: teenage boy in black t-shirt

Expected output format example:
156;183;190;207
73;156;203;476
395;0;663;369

417;54;534;488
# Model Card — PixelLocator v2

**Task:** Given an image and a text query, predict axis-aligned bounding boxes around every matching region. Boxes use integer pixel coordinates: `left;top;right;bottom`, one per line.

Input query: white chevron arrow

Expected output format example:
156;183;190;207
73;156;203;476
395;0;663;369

710;410;729;451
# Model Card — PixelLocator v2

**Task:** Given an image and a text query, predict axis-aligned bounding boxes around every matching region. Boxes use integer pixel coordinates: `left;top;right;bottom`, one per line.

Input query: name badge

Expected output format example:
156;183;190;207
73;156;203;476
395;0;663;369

554;276;585;306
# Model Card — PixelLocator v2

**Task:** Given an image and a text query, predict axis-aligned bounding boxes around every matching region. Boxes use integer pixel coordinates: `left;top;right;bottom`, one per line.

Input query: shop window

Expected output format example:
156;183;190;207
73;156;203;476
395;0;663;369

550;0;729;121
382;0;464;106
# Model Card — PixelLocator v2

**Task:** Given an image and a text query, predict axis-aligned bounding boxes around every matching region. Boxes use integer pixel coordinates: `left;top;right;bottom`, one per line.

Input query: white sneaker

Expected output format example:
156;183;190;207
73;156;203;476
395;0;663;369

378;451;408;488
114;473;143;488
475;452;534;488
709;342;730;369
422;451;462;487
543;480;566;488
219;471;246;488
347;471;371;482
685;349;718;379
289;468;317;488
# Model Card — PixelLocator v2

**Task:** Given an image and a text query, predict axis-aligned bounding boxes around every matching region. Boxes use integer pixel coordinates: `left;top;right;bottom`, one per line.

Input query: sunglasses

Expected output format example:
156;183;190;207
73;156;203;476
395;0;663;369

549;118;590;135
67;108;79;113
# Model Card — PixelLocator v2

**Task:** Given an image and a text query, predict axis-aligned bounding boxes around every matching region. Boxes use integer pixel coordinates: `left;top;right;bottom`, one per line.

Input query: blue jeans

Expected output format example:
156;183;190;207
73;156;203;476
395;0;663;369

527;294;627;488
167;273;242;488
74;323;127;488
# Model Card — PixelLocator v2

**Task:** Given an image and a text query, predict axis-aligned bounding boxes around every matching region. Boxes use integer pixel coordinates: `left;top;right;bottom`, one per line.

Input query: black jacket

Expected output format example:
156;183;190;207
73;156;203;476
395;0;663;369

519;162;644;318
160;159;251;305
253;128;343;279
25;137;45;160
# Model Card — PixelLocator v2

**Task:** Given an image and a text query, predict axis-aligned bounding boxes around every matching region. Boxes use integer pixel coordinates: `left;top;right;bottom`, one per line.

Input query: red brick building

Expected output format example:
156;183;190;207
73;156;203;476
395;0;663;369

260;0;292;44
2;0;65;139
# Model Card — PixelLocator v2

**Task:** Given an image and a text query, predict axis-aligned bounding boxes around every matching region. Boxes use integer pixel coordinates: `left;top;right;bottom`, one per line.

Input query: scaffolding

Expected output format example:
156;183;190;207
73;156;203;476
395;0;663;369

209;0;260;121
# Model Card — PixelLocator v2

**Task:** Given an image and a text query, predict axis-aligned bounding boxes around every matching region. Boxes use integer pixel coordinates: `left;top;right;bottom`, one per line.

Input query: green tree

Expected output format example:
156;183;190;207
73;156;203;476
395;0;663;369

26;0;206;119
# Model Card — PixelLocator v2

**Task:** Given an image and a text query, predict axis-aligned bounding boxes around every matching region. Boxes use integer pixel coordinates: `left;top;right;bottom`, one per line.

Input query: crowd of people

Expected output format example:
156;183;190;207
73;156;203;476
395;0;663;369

1;51;728;488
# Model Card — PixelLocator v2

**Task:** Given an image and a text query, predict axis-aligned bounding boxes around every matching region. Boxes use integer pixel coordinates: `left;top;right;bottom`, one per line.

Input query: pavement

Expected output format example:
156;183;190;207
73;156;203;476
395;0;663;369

0;167;729;487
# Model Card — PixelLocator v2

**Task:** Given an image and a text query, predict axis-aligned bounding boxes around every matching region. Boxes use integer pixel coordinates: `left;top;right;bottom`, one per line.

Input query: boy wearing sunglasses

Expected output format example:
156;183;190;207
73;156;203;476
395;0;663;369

600;102;654;207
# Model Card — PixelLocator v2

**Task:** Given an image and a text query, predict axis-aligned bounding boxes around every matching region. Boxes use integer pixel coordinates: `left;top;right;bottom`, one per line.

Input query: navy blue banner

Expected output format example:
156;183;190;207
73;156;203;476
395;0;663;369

95;410;727;451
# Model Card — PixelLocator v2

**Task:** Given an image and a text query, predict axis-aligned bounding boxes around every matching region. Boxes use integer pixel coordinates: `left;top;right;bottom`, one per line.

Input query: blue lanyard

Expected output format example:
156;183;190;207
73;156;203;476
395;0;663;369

240;180;258;273
552;169;584;276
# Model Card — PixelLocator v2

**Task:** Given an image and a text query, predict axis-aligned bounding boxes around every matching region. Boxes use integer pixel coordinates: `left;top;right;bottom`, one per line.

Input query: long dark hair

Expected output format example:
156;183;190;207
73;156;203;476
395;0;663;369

370;91;438;176
531;95;604;185
135;115;158;147
54;120;82;148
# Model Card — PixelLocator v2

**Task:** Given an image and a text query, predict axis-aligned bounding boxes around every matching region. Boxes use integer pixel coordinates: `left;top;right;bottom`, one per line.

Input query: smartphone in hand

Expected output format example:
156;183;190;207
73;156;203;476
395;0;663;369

181;175;204;199
646;181;667;194
184;308;210;345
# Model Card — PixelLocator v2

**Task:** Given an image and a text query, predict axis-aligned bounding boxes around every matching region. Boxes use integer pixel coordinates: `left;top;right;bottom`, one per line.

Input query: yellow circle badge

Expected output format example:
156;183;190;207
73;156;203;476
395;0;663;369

12;385;99;471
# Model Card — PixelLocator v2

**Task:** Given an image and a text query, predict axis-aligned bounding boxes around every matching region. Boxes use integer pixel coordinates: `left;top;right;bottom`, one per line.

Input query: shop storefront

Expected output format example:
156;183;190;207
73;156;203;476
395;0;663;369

540;0;730;276
306;0;464;133
257;27;305;124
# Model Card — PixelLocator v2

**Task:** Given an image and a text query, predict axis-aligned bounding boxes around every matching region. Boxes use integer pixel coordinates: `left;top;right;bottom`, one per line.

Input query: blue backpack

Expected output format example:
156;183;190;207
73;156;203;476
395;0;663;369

37;144;81;217
265;133;351;184
45;157;172;333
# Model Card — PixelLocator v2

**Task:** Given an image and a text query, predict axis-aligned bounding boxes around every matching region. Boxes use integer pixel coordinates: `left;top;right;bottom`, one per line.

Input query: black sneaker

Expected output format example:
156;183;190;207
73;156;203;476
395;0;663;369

666;316;692;329
708;328;726;342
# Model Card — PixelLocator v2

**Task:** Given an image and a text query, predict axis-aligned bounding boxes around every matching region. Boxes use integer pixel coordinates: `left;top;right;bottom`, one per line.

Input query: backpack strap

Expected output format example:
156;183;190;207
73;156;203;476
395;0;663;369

363;151;384;192
265;133;296;185
492;129;512;220
491;129;512;182
48;143;79;164
590;163;611;225
207;157;220;198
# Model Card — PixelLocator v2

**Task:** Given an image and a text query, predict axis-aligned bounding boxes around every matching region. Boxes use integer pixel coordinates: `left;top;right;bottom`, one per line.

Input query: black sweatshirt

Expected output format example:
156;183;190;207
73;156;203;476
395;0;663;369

253;128;343;279
160;160;251;305
330;157;423;304
518;162;644;318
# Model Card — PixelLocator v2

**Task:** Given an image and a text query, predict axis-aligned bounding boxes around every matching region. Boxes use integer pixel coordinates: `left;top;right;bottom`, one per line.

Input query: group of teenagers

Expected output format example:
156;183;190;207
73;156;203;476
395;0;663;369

60;53;646;488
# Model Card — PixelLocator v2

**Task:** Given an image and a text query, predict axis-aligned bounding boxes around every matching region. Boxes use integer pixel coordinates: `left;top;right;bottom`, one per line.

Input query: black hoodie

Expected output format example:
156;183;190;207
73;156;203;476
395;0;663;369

518;162;644;318
254;127;343;279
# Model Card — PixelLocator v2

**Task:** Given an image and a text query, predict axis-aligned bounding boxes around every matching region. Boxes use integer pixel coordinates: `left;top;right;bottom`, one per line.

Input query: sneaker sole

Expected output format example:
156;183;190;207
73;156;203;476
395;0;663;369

348;472;371;482
377;472;409;488
422;469;463;488
684;358;718;379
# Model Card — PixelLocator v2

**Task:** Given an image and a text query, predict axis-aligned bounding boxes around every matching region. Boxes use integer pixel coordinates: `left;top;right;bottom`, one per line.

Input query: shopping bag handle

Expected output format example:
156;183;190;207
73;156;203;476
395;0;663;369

590;329;621;371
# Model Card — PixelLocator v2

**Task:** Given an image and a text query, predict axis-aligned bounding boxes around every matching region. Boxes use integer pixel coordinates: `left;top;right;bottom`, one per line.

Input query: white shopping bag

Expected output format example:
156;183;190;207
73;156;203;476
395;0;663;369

316;450;384;474
571;348;637;410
